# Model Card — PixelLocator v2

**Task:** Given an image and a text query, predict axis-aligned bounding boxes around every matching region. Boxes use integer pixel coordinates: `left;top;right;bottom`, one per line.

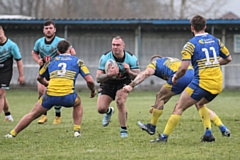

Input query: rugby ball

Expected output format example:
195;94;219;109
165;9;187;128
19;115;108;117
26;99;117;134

105;59;118;78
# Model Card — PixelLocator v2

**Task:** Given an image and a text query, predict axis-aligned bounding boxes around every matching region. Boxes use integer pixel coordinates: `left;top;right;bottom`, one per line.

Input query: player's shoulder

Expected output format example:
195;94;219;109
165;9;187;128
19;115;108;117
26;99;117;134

55;36;65;41
124;50;134;56
6;38;16;45
125;51;138;60
188;36;198;43
208;34;219;42
35;37;45;43
100;50;112;60
68;54;82;62
76;57;87;67
37;37;45;41
6;38;18;47
153;57;165;65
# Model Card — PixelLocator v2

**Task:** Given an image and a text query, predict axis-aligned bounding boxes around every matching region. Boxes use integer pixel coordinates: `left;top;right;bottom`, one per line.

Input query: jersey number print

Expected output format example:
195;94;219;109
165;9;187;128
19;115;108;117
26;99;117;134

202;47;218;66
57;63;67;76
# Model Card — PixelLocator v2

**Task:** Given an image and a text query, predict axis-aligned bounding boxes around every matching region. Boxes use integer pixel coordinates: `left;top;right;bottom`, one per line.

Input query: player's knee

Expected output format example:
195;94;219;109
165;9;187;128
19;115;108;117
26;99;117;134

116;98;125;107
73;98;81;108
172;104;184;115
97;107;108;114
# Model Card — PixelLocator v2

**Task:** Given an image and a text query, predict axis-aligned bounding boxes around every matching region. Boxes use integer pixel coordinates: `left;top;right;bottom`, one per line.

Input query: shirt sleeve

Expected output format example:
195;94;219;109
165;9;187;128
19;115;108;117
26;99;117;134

98;55;106;71
218;39;231;58
33;39;40;53
78;59;91;77
11;43;22;60
130;55;139;69
181;42;194;61
39;62;50;78
146;60;156;70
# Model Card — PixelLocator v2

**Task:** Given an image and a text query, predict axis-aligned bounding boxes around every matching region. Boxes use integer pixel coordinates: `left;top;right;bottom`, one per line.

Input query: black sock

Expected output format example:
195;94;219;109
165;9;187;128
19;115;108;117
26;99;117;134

56;112;61;117
121;126;127;130
43;112;47;116
106;108;112;114
5;112;11;116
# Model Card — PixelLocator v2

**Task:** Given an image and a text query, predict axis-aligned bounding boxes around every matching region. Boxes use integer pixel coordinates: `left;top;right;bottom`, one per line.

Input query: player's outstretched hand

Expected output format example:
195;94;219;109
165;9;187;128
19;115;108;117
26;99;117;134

123;85;133;93
90;90;96;98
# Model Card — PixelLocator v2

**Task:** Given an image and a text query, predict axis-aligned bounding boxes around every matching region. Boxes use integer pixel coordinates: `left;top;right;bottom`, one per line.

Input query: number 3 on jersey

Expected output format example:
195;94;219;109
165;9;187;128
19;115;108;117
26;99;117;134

202;47;218;66
57;63;67;76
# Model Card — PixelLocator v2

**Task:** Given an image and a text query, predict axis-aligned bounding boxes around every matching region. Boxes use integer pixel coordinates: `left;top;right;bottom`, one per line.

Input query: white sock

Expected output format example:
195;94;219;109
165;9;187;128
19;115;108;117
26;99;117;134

5;115;14;121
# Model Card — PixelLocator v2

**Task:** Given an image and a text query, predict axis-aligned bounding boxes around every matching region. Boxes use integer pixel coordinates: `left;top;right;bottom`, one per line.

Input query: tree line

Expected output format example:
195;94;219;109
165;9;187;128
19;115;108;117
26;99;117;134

0;0;227;19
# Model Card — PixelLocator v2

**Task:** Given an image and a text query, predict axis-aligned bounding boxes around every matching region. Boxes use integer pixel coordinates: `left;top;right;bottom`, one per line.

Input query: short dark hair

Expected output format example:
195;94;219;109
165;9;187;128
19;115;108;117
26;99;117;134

190;15;206;32
57;40;71;54
113;36;124;43
150;54;162;62
0;25;4;31
113;36;123;40
44;20;56;27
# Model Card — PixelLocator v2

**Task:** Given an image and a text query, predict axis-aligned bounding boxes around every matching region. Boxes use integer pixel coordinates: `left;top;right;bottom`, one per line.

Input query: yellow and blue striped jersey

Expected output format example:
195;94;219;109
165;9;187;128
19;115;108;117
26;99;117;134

147;57;193;81
39;54;91;96
181;33;230;94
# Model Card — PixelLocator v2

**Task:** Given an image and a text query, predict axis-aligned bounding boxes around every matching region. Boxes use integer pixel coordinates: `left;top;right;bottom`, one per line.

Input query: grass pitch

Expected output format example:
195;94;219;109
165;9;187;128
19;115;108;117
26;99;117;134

0;89;240;160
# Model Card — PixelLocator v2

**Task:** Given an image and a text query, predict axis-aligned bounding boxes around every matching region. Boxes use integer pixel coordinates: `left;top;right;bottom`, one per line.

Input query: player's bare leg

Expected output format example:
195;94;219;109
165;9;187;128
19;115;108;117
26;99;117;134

53;105;62;124
37;83;48;124
5;100;48;137
3;97;14;121
97;95;114;127
0;89;6;114
116;89;128;137
195;105;230;137
139;86;175;135
73;95;82;137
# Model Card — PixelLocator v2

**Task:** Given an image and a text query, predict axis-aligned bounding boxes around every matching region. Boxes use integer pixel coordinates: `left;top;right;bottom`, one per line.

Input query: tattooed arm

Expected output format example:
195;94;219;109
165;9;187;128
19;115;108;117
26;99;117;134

96;66;118;83
96;70;110;83
129;68;154;88
128;68;140;80
123;67;154;93
123;63;140;80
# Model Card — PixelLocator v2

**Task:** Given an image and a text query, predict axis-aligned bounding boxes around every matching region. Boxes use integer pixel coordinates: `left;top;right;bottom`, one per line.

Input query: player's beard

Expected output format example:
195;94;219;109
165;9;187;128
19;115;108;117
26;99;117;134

45;32;55;39
45;34;54;39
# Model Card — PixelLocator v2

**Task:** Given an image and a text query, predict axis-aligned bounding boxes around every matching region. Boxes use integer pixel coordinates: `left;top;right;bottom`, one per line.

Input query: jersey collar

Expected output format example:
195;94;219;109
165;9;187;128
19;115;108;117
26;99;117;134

195;33;208;37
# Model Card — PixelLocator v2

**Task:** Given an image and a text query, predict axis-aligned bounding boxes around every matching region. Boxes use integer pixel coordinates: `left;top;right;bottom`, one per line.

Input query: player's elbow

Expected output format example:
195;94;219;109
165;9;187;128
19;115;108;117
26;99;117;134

96;75;106;83
36;75;42;82
31;51;37;56
226;55;232;63
96;76;101;83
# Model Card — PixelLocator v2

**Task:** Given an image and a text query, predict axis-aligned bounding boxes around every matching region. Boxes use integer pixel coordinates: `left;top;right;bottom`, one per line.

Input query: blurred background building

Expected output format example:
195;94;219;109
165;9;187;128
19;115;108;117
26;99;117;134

0;0;239;90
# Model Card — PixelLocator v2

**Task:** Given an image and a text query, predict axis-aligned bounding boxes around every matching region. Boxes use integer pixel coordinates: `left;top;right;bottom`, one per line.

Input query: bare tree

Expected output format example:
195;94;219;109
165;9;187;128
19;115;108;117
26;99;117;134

174;0;227;19
0;0;230;19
